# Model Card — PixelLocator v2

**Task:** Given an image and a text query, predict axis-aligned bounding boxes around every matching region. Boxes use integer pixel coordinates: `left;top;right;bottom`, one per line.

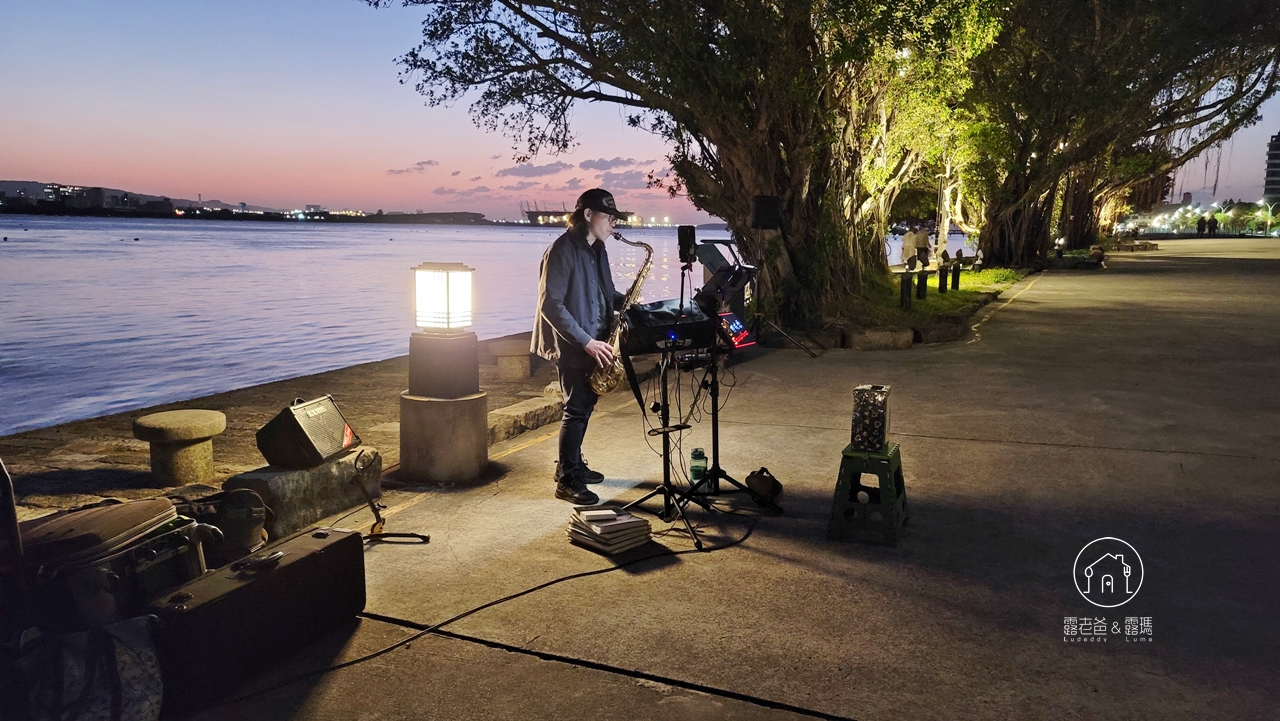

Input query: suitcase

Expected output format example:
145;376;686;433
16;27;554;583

19;499;213;633
146;527;365;711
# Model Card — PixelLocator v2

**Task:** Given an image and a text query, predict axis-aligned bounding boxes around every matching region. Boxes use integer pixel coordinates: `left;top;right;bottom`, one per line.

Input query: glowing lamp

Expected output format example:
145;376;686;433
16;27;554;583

414;262;473;331
402;261;487;483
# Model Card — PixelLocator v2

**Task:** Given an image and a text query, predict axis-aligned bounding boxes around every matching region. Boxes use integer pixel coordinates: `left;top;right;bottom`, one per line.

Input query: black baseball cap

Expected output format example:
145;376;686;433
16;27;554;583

575;188;630;219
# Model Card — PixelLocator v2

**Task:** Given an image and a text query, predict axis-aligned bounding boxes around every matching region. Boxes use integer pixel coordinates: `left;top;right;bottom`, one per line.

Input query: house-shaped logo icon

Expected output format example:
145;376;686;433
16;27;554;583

1082;553;1133;597
1073;538;1143;608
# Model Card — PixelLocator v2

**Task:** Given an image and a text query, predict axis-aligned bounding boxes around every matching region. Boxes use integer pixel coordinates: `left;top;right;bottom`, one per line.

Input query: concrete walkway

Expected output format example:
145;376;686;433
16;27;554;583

167;239;1280;719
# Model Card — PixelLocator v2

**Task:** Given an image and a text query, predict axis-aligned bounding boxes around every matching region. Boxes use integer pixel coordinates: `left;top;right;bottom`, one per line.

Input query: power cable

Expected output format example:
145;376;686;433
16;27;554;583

216;511;761;708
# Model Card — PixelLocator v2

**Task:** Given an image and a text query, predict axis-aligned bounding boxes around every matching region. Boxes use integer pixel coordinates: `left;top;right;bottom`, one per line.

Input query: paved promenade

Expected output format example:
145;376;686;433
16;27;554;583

174;238;1279;720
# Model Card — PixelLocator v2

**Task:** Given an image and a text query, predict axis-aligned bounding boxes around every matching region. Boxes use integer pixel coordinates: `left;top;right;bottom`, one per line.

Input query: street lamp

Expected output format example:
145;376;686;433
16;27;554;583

401;262;488;484
1258;199;1279;237
414;262;473;332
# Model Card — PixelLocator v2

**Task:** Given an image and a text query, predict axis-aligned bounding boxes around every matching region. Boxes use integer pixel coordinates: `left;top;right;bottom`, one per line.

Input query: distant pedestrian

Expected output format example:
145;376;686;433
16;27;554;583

1196;216;1206;237
1207;216;1219;237
900;226;918;265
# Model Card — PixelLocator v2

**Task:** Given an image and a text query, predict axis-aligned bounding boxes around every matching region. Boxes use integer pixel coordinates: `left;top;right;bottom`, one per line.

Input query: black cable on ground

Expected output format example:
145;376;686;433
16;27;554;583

367;622;855;721
216;510;778;710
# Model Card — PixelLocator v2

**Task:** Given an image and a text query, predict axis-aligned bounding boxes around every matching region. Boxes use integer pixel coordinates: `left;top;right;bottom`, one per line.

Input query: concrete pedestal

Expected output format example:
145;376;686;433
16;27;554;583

132;410;226;486
400;391;488;484
224;447;382;539
490;340;532;381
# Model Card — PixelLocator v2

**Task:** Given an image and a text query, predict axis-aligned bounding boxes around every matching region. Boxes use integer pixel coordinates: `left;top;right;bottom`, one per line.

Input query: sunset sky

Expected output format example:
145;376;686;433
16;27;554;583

2;0;1276;221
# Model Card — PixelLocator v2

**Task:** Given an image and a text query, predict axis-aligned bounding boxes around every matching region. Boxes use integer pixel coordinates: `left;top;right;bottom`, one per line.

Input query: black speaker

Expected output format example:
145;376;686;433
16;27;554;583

256;396;361;469
750;196;782;230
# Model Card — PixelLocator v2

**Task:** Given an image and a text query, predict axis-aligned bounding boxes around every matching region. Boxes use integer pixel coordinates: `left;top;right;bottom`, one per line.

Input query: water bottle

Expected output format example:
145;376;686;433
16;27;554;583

690;448;708;490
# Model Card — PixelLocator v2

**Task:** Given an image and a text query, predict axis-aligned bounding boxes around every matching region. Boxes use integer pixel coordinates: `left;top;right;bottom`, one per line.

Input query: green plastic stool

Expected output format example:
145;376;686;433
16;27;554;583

827;443;908;546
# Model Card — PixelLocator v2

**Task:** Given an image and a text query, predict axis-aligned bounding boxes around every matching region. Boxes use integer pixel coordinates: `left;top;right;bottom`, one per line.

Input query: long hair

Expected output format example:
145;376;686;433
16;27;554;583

568;208;588;234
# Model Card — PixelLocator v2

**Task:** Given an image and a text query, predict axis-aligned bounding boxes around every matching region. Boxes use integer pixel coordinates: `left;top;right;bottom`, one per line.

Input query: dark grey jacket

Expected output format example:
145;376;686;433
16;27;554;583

531;227;625;368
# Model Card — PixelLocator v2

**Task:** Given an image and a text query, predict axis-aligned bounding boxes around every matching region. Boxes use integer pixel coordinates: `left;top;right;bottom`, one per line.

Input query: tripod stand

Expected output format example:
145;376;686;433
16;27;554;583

676;346;784;513
744;271;816;358
622;350;709;550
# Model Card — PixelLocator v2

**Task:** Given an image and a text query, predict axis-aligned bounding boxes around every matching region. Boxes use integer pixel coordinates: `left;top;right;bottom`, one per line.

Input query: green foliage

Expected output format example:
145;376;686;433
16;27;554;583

851;267;1023;328
965;268;1022;286
888;185;936;225
955;0;1280;265
370;0;996;327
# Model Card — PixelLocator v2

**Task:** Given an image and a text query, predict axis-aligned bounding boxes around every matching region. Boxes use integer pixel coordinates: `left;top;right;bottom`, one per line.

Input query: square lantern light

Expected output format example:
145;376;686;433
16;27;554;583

402;261;485;483
414;262;474;332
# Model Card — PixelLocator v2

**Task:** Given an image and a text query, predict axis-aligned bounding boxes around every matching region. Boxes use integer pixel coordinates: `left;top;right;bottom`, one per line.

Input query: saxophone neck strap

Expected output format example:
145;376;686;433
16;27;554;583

621;352;647;419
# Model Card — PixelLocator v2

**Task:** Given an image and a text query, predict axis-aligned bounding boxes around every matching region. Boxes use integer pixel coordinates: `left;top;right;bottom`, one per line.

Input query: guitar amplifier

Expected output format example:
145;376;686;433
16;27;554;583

256;395;360;469
850;384;891;452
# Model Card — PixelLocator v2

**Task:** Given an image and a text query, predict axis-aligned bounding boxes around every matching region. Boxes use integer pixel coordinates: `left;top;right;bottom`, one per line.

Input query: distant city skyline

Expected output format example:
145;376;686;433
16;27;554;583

2;1;1276;221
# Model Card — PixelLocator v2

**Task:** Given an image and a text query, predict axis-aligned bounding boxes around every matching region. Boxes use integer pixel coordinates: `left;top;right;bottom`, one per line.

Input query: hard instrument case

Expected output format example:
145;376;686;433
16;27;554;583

145;526;365;711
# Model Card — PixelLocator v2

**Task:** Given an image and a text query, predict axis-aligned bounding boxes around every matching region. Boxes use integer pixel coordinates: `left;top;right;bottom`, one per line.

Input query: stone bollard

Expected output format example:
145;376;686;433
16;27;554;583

490;339;532;381
916;270;930;300
899;271;913;310
937;263;949;294
951;262;962;290
132;410;227;486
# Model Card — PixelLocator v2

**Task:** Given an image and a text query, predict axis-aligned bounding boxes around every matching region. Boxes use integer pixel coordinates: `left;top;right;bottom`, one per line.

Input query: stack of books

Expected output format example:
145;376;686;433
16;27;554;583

568;506;652;555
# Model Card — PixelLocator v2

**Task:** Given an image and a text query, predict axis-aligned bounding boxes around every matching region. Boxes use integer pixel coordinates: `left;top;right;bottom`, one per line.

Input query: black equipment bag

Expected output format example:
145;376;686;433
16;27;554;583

15;615;163;721
166;489;271;569
19;499;211;633
256;395;361;470
1;456;32;648
145;527;365;711
623;299;719;356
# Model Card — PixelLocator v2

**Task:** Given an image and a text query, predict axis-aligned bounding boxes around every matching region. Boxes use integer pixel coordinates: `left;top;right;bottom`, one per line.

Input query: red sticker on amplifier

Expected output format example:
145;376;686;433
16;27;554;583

343;424;355;447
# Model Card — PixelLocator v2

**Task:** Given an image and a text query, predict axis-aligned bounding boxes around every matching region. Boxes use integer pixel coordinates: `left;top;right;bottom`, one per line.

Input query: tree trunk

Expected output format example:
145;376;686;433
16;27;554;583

1058;171;1099;249
980;173;1053;266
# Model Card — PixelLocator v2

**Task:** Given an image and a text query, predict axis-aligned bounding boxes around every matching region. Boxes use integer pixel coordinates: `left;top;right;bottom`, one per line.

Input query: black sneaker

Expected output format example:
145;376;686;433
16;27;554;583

556;461;604;484
556;479;599;505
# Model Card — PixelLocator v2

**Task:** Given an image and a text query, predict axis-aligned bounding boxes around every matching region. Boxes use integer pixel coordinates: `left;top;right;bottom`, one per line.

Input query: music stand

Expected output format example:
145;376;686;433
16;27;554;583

697;238;815;358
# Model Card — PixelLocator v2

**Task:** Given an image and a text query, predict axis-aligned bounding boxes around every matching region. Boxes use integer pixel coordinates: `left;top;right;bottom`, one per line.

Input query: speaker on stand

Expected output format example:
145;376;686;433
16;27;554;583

745;195;816;357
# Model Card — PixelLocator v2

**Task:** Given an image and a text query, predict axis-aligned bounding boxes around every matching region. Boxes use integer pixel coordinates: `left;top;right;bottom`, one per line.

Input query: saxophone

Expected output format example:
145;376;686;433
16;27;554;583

588;231;653;394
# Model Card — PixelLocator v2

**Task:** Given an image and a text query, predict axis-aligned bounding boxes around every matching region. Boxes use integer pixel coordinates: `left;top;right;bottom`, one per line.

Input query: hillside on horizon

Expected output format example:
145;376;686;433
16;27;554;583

0;179;286;212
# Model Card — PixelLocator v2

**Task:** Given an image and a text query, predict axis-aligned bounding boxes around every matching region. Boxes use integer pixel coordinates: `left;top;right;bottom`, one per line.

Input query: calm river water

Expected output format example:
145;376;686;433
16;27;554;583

0;217;709;435
0;216;961;435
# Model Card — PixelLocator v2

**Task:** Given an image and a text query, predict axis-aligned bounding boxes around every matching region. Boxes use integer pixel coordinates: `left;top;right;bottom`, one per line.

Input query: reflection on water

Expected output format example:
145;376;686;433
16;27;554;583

0;217;713;435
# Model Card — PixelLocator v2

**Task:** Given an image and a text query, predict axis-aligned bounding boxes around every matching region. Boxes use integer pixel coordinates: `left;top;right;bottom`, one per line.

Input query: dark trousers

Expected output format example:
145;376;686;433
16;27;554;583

556;364;599;482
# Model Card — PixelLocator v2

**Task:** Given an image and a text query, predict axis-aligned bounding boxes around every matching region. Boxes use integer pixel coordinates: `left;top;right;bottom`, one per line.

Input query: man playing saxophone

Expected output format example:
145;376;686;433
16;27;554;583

532;188;630;505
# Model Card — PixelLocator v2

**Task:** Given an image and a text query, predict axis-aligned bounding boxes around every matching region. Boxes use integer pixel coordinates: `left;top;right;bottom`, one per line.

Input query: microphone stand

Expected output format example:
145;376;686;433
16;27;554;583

622;350;706;549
